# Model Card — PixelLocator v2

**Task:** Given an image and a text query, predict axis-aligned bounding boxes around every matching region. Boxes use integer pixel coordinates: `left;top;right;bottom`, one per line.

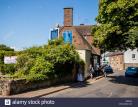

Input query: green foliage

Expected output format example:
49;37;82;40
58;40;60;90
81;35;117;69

3;64;15;74
0;51;4;64
48;37;64;46
0;64;4;74
0;44;16;74
13;37;81;82
0;51;16;65
92;0;138;51
25;73;47;82
30;56;54;74
0;64;15;75
13;69;26;78
0;44;14;51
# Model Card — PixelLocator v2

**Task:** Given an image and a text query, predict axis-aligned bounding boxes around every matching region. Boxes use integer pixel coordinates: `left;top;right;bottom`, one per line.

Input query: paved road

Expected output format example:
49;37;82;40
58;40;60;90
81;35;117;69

42;71;138;98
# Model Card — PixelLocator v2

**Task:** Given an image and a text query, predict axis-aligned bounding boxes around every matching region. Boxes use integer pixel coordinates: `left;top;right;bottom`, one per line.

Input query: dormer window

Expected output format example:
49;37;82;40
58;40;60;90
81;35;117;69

63;30;73;44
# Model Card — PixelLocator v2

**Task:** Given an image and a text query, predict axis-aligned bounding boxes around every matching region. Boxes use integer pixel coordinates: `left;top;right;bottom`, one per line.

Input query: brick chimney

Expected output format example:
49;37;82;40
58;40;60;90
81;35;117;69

64;7;73;26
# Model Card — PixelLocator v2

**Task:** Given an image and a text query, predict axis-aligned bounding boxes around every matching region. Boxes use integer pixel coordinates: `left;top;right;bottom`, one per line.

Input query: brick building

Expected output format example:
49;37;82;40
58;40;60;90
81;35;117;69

51;8;100;77
108;49;138;71
109;52;124;71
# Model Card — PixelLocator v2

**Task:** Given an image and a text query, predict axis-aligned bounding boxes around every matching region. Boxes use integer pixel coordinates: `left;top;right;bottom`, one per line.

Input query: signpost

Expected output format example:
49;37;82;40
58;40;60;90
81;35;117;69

4;56;17;64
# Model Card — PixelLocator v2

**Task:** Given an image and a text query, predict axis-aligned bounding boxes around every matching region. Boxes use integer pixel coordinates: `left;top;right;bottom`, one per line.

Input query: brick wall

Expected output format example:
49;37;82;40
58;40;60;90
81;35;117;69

109;54;124;71
59;27;90;50
64;8;73;26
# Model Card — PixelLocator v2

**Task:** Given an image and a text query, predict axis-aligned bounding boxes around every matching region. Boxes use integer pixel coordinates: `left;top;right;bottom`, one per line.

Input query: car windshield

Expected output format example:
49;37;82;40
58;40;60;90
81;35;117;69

127;67;137;72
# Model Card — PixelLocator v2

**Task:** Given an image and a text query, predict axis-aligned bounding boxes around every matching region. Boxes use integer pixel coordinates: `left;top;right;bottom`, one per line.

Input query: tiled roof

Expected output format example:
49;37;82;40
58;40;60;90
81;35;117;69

104;52;113;57
59;25;100;55
74;25;100;55
74;25;93;36
108;52;124;56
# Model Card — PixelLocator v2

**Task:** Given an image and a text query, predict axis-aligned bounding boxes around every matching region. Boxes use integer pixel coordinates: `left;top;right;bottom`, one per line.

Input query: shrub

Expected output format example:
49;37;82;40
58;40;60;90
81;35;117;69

2;64;16;75
13;37;81;82
13;69;25;78
25;73;48;82
0;64;4;74
0;51;4;64
30;56;54;74
0;48;16;74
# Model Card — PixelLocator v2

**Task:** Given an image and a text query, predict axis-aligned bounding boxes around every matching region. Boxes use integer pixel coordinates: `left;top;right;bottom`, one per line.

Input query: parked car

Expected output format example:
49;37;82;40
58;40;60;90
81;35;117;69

98;64;113;74
104;65;113;73
125;67;138;77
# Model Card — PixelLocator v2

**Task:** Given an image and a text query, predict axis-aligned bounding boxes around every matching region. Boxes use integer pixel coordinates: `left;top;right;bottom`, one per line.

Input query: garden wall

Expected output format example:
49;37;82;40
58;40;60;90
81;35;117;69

0;75;72;96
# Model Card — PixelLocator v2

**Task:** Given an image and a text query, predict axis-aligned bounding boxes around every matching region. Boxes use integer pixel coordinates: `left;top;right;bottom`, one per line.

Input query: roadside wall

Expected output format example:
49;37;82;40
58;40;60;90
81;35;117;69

0;75;72;96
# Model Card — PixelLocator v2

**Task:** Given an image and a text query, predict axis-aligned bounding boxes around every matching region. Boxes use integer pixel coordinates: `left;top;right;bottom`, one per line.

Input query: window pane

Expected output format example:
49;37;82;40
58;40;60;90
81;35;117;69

51;29;58;40
68;31;72;44
63;31;72;44
63;32;67;42
132;54;135;59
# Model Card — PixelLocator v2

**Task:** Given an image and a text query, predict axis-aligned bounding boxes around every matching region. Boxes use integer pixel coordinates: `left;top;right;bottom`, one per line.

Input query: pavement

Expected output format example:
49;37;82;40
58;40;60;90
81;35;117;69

1;75;104;98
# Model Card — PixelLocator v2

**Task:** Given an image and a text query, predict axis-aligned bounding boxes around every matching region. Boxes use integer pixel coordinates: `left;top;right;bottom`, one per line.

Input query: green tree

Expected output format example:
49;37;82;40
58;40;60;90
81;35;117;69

0;44;14;51
92;0;138;52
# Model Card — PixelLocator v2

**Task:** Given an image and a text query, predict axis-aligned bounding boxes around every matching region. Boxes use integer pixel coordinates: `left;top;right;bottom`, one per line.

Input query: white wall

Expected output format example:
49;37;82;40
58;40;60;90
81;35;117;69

124;49;138;63
76;50;91;78
76;50;86;62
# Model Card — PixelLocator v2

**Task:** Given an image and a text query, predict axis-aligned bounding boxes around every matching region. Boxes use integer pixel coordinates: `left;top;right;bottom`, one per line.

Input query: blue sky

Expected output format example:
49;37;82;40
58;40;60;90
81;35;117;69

0;0;98;50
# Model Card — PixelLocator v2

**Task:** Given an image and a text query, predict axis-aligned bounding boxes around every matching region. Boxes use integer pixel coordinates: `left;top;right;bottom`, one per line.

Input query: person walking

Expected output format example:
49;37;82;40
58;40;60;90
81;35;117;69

89;64;94;79
77;65;84;82
95;63;99;77
102;65;107;78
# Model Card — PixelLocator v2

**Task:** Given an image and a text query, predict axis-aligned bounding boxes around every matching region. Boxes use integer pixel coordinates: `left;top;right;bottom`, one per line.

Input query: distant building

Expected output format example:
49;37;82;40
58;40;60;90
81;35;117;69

107;49;138;71
101;52;111;65
51;7;100;77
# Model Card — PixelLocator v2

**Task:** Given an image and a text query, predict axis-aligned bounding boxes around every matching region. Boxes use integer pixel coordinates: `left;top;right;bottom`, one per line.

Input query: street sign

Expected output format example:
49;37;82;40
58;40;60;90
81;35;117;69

4;56;17;64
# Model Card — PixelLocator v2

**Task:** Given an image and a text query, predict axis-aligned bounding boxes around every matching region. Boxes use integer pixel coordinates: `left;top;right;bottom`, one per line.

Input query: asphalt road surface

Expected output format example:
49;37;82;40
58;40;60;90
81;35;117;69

42;71;138;98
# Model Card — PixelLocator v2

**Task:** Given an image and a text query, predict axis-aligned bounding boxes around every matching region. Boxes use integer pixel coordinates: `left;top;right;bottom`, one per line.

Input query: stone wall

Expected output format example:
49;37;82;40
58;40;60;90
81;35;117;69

109;54;124;71
0;75;72;96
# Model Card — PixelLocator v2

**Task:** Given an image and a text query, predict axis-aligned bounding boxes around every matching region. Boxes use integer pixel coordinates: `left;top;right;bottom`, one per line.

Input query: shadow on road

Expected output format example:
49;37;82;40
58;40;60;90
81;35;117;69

69;81;91;88
107;75;138;86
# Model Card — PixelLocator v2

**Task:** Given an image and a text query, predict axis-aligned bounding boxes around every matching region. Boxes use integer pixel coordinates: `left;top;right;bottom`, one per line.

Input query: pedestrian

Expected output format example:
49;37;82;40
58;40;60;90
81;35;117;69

77;65;84;82
102;65;107;78
95;63;99;77
89;64;94;79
